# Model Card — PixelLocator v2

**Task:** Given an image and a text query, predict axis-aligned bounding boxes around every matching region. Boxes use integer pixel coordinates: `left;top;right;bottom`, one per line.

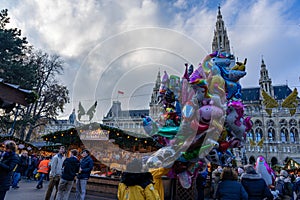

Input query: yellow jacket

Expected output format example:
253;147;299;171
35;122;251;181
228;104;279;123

149;168;170;200
118;182;161;200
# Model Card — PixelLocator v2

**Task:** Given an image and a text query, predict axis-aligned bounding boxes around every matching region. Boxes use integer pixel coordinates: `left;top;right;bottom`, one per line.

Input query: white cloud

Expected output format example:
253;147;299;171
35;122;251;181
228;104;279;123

1;0;300;120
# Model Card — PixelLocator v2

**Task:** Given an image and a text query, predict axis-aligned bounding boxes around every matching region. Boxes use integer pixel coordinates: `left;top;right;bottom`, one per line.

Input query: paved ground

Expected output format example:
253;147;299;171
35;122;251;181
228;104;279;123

5;179;117;200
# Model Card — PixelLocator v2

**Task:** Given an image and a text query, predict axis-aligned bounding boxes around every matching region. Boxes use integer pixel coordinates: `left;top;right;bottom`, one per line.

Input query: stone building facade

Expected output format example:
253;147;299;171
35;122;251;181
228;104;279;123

211;6;300;166
242;60;300;166
102;100;148;134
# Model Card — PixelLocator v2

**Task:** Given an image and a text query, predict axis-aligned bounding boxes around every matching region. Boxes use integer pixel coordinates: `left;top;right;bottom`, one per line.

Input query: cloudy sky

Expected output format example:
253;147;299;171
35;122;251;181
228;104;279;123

1;0;300;121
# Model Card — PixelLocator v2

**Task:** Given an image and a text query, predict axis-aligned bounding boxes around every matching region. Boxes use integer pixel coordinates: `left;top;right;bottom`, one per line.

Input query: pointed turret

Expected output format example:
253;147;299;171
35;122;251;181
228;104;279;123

259;57;274;98
217;5;222;19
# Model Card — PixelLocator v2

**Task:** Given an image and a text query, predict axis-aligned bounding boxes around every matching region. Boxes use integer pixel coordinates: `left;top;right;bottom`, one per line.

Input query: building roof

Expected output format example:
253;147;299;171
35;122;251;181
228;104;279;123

103;101;149;120
241;87;260;101
0;78;36;107
289;157;300;164
273;85;293;100
241;85;294;102
121;109;149;118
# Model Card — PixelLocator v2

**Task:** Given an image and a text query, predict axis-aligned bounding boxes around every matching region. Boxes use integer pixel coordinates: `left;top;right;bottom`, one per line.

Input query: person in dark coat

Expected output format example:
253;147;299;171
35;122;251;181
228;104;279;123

12;150;28;189
196;168;208;200
241;164;273;200
56;149;80;200
19;150;29;177
75;149;94;200
0;141;20;200
215;166;248;200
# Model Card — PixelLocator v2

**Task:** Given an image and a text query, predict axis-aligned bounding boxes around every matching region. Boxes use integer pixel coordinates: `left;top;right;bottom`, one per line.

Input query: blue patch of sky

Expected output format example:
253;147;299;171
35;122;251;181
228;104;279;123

278;0;300;25
152;0;217;27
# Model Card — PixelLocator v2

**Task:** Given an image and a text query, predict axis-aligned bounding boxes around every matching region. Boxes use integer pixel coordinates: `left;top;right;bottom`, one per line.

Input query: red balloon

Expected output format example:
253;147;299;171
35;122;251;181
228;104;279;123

219;141;230;152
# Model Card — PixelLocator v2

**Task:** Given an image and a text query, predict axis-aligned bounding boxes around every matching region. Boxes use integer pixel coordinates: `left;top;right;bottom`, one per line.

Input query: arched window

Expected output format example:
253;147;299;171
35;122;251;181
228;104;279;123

281;128;288;142
271;157;278;166
249;156;256;165
290;127;298;143
135;123;140;129
247;129;255;142
268;128;276;141
255;128;262;142
295;130;299;143
129;123;134;129
290;132;295;143
124;123;129;128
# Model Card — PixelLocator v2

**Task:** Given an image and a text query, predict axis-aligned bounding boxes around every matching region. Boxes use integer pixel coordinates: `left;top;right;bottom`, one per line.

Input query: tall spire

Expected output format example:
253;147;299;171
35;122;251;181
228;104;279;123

149;70;161;118
259;58;274;97
212;6;231;54
217;5;222;19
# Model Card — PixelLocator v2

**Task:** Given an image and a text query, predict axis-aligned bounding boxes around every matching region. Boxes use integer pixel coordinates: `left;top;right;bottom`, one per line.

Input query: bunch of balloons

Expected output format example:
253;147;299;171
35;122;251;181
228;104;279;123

142;51;252;188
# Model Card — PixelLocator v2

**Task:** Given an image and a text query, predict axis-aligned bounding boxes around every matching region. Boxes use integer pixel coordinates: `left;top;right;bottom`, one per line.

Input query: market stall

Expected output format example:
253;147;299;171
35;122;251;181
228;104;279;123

285;157;300;171
0;135;37;153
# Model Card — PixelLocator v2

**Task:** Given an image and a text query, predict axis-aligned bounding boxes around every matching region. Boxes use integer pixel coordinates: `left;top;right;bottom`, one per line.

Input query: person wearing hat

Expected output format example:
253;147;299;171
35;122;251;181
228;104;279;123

240;164;273;200
75;149;94;200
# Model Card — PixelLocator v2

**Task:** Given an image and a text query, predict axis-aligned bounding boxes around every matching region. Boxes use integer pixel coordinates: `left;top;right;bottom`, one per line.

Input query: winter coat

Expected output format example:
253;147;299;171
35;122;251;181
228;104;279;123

216;180;248;200
149;168;170;200
37;159;50;174
0;151;20;191
118;183;160;200
275;176;294;200
118;172;160;200
49;153;65;177
241;173;273;200
61;156;80;181
15;155;28;173
77;155;93;179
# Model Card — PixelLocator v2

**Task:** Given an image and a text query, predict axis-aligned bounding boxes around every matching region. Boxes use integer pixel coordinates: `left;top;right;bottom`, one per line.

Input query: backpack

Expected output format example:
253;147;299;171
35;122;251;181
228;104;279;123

284;181;293;197
275;179;285;197
275;179;293;197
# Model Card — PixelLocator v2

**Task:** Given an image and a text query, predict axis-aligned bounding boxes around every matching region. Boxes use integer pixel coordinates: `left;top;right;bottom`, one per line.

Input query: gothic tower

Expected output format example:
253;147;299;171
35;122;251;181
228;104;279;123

149;71;161;118
212;6;231;54
259;58;274;98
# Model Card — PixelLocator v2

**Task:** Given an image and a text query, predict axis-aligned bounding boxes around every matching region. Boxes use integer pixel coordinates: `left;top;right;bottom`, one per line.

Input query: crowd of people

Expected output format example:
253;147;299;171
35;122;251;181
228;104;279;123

3;141;300;200
0;141;94;200
207;164;300;200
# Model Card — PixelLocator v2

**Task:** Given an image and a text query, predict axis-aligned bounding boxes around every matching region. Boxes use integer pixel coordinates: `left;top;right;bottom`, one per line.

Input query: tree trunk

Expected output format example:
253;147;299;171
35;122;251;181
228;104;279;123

19;123;27;140
25;124;34;142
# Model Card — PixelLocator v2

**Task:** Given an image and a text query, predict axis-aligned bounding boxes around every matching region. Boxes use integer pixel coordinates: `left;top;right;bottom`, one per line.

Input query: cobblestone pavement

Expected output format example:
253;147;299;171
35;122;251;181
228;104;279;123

5;179;117;200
